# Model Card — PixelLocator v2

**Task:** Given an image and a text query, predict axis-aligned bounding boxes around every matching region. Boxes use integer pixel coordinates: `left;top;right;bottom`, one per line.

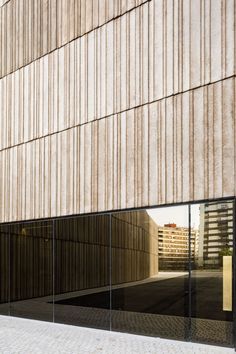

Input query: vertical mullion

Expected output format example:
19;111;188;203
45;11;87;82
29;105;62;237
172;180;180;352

233;198;236;349
8;223;11;317
188;203;192;341
52;218;55;323
8;223;10;316
109;213;112;331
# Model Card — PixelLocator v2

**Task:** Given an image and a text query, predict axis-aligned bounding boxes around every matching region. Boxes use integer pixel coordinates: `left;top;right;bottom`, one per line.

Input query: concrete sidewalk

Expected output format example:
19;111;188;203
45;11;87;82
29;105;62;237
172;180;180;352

0;316;234;354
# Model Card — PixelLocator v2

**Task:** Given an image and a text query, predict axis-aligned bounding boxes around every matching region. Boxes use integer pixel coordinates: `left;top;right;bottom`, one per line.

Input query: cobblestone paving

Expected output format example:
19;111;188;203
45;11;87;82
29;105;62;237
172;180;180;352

4;299;232;346
0;316;234;354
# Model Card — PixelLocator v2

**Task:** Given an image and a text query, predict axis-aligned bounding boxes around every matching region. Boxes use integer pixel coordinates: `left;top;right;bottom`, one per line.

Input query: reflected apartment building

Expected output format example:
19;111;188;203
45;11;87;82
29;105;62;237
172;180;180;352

0;0;235;350
158;224;198;270
198;201;233;268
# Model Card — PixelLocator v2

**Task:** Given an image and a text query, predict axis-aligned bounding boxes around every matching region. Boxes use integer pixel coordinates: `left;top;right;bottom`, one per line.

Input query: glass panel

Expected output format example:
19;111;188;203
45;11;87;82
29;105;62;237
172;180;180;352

54;215;110;330
110;208;190;340
9;221;53;321
190;201;234;346
0;224;9;315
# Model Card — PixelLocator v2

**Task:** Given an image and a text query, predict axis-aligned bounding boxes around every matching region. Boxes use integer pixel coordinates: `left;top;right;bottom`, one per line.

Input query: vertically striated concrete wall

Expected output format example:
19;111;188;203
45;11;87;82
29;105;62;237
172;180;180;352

0;0;235;222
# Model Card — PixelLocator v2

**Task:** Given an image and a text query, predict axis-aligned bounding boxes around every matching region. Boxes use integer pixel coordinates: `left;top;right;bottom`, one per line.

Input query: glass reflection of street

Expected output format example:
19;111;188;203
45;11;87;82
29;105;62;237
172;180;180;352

0;200;234;347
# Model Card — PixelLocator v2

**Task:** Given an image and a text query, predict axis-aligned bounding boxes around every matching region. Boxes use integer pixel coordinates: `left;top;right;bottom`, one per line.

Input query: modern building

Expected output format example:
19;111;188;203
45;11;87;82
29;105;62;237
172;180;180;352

158;223;198;270
198;201;233;268
0;0;235;349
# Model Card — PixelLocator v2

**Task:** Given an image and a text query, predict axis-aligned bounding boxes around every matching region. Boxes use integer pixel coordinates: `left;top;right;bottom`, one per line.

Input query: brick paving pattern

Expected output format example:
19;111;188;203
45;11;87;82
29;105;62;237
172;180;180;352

0;316;234;354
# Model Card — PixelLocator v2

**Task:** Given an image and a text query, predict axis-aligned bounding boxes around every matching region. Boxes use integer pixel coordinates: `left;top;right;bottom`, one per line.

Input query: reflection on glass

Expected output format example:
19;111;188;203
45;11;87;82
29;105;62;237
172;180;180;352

53;215;110;330
0;200;234;347
191;201;234;346
0;225;9;315
111;208;190;340
9;221;53;321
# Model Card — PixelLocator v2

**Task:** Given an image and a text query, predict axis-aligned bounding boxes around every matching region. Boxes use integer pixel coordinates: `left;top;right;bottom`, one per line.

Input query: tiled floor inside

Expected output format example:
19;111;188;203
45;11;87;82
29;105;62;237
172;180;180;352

0;315;234;354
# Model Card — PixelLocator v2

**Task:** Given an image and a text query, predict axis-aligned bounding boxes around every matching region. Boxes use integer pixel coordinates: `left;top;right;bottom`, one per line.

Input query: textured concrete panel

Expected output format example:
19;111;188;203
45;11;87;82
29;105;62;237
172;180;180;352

0;78;235;222
0;0;235;223
0;0;149;78
0;0;8;7
0;0;235;153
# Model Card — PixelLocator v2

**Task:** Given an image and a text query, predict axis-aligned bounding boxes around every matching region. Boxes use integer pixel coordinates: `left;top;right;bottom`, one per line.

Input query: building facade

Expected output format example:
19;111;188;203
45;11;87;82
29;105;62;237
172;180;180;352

198;200;233;268
158;223;198;270
0;0;235;349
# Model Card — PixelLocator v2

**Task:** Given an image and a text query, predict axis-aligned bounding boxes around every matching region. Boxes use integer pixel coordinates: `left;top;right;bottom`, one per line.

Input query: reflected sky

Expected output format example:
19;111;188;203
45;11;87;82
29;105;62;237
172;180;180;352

147;204;200;229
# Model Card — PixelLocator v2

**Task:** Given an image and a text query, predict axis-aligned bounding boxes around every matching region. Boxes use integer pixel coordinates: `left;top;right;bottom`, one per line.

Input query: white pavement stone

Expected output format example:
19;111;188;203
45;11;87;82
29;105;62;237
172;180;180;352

0;316;234;354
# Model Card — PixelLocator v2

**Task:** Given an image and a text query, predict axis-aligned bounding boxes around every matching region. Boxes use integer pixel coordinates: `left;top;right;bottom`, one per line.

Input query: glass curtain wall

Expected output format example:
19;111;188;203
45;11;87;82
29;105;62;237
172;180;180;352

53;215;110;330
190;201;234;346
110;207;190;340
0;224;9;316
9;221;53;321
0;199;234;347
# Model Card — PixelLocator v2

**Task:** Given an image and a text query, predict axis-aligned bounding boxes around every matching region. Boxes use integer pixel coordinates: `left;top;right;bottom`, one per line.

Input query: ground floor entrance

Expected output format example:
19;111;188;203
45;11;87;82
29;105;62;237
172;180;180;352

0;198;235;347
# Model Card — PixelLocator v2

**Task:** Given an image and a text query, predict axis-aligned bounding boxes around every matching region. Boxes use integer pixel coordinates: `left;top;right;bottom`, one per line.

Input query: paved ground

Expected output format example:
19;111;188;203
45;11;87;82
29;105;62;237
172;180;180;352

0;272;233;347
0;316;234;354
56;271;228;321
52;271;233;346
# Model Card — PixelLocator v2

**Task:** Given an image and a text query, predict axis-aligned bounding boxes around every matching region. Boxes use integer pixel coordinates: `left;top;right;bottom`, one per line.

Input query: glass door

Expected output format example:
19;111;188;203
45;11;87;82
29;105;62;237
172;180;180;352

190;200;234;347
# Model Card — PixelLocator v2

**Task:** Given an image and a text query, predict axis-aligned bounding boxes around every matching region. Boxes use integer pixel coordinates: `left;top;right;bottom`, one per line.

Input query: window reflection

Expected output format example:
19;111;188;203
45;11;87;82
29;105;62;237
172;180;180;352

0;199;233;347
111;211;158;284
111;207;190;340
0;225;9;315
191;201;233;346
54;215;110;330
9;221;53;322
